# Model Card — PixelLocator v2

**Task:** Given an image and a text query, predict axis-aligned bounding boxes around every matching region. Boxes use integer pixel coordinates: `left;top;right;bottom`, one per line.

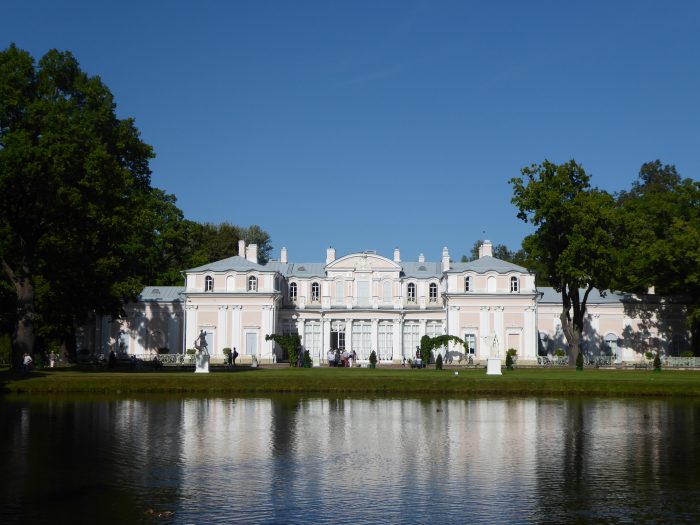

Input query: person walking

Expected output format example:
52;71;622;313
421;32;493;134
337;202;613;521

232;347;238;367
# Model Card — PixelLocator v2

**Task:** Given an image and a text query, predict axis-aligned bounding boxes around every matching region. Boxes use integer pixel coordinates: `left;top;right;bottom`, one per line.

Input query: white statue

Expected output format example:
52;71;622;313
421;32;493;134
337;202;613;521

483;333;502;375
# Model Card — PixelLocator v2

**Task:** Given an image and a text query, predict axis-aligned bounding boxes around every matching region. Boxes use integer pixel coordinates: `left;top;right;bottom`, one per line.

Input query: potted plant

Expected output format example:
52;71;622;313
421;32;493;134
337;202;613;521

369;350;377;368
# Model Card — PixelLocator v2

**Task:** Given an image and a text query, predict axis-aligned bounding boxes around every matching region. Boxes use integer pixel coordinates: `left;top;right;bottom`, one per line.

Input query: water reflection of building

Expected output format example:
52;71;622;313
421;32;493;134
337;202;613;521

83;239;690;364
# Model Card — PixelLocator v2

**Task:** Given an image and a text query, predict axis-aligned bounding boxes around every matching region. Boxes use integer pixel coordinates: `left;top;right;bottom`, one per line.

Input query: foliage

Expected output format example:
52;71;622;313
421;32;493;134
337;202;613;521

369;350;377;365
681;351;695;358
645;351;654;360
0;44;177;365
223;347;231;356
186;348;196;355
510;159;620;367
302;350;312;368
435;353;443;370
505;353;514;370
554;348;566;357
653;353;662;371
420;334;467;366
576;352;583;371
157;347;170;355
265;333;301;367
506;348;517;357
615;160;700;347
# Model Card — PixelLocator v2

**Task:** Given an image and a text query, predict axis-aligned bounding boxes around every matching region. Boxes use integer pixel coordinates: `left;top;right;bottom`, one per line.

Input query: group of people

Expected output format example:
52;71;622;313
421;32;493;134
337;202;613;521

327;348;357;367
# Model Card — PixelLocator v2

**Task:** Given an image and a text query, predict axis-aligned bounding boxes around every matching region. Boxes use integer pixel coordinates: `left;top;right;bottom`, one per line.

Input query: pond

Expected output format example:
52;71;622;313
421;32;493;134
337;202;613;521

2;396;700;524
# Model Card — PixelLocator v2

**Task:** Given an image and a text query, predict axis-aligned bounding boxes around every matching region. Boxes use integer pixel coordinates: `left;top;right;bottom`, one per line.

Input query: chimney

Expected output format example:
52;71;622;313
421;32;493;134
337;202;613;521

418;253;425;263
238;239;245;257
326;247;336;264
393;248;401;263
246;243;258;264
481;240;493;258
280;247;288;264
442;246;450;272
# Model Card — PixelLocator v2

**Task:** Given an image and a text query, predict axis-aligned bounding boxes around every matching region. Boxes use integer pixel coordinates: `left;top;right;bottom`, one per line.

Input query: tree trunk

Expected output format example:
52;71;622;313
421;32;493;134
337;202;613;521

12;273;37;367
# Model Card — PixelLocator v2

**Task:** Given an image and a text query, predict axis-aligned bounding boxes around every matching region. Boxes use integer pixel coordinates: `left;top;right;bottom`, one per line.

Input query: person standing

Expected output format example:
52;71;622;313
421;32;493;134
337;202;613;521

232;348;238;367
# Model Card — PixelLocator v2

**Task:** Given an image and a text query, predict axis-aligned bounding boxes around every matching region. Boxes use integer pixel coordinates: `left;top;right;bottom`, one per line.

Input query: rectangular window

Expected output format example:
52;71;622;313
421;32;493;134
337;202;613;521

378;322;393;360
351;321;372;359
403;322;420;358
304;322;321;356
335;280;344;303
357;281;370;306
464;333;476;355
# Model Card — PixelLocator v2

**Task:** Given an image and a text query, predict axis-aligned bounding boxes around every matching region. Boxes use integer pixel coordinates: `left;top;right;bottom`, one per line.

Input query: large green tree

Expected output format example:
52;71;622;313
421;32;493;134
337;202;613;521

0;45;159;365
616;161;700;351
510;160;620;365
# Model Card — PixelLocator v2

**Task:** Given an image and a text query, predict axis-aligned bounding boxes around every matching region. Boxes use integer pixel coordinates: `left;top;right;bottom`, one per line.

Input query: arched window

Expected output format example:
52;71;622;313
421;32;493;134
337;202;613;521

289;282;297;302
205;275;213;292
510;276;519;293
311;282;320;302
429;282;438;302
248;275;258;292
465;276;471;292
407;282;416;302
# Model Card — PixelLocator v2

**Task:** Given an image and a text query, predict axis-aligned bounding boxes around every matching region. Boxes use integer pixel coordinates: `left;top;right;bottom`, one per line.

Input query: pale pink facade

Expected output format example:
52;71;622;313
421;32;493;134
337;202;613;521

86;240;691;364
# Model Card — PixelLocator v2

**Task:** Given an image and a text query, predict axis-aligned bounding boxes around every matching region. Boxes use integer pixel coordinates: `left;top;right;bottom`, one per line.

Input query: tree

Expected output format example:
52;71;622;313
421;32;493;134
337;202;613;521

616;161;700;351
0;45;158;365
510;160;620;366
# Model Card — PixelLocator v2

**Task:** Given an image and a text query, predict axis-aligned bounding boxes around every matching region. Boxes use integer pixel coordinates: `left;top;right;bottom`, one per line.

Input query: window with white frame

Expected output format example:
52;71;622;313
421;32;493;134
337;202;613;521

407;282;416;303
378;322;393;360
426;321;443;338
352;321;372;359
311;282;320;302
289;282;297;302
248;275;258;291
205;275;213;292
383;280;392;302
403;322;420;358
303;322;321;356
335;280;344;303
429;282;438;302
465;276;472;292
464;333;476;355
510;276;519;293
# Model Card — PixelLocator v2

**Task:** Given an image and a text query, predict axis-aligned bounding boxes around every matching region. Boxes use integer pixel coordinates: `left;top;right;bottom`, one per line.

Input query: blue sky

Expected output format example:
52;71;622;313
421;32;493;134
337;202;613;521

3;1;699;263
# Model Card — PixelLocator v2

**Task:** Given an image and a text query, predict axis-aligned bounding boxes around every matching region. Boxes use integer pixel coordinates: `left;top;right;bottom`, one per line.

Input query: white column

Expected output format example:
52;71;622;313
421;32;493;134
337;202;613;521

393;319;401;361
323;317;331;359
494;306;505;356
523;306;536;360
345;319;353;352
479;306;490;358
371;319;379;360
185;305;198;352
419;319;427;340
231;305;242;356
218;306;228;355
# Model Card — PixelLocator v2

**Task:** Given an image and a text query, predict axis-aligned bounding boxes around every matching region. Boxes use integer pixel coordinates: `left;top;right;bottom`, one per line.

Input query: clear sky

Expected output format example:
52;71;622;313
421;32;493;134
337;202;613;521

3;1;699;263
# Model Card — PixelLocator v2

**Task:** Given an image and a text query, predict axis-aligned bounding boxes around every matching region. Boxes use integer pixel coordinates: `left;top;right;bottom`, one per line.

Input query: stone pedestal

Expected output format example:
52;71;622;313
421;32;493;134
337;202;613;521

195;353;210;373
486;357;502;375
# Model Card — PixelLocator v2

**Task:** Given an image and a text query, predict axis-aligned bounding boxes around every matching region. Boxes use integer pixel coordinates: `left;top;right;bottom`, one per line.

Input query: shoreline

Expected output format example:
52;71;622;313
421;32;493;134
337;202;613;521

2;367;700;398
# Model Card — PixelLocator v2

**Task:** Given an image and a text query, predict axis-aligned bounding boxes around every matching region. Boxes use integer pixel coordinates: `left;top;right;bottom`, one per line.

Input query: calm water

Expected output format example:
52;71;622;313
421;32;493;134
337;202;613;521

2;395;700;524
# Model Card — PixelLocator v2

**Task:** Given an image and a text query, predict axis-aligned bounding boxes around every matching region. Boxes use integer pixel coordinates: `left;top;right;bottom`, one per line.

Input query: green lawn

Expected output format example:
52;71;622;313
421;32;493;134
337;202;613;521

2;366;700;397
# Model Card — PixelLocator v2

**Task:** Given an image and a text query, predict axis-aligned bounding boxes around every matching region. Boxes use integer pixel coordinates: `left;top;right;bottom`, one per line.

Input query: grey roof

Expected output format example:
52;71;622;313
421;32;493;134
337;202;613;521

448;256;529;274
538;287;633;304
288;263;326;278
139;286;185;302
186;256;270;273
401;261;442;278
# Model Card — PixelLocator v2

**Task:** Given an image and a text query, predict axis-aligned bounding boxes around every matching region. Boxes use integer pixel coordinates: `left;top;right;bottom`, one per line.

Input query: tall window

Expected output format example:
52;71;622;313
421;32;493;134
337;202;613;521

407;283;416;303
352;321;372;359
378;322;393;360
429;283;438;302
403;322;420;358
205;275;213;292
465;276;471;292
289;282;297;302
335;280;344;303
383;280;392;303
426;321;443;338
311;282;320;302
304;322;321;357
510;276;519;293
464;333;476;355
248;275;257;291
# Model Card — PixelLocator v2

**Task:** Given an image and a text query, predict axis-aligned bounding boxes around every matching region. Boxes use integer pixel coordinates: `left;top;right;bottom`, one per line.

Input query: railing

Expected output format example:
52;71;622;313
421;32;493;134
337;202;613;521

664;357;700;368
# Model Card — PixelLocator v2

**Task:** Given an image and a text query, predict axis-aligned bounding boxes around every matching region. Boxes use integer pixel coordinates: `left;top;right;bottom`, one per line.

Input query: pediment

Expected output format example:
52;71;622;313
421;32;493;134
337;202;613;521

326;253;400;271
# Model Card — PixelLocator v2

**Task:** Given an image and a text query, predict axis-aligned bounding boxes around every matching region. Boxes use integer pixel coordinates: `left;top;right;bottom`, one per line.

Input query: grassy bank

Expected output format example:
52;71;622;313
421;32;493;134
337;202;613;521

2;366;700;397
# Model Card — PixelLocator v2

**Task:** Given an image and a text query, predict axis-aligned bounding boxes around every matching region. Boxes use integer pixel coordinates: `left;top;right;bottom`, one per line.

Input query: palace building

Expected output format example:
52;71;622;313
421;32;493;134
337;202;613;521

83;240;690;365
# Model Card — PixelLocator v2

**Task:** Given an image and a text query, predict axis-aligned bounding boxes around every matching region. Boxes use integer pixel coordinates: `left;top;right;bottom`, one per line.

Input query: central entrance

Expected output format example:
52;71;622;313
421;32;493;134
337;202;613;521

330;321;346;351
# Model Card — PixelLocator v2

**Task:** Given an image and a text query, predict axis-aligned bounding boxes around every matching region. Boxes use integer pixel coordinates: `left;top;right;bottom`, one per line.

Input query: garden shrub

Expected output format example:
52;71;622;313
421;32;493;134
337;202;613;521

436;354;443;370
